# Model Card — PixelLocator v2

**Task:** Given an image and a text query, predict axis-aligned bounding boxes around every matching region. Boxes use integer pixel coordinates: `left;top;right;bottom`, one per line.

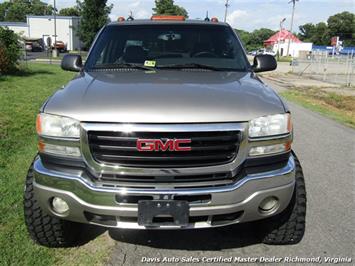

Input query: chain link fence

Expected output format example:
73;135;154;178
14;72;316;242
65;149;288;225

291;50;355;87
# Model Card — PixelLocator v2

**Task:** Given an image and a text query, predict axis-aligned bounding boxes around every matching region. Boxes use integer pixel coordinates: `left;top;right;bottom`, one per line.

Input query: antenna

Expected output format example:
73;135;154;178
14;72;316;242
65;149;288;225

204;11;210;21
127;10;134;21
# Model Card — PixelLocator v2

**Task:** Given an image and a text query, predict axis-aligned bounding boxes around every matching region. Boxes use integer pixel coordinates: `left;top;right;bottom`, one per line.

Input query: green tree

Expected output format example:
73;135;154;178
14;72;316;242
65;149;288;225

59;7;81;17
299;23;316;41
249;28;276;48
299;22;329;45
30;0;53;16
313;22;329;45
0;0;53;22
0;2;11;21
0;0;29;22
0;27;21;74
77;0;112;49
299;12;355;46
235;29;251;49
153;0;188;18
327;11;355;46
235;28;275;51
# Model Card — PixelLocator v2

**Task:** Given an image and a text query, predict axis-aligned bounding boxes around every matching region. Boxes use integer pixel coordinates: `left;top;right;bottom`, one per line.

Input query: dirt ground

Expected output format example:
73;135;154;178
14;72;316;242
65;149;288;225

260;72;355;96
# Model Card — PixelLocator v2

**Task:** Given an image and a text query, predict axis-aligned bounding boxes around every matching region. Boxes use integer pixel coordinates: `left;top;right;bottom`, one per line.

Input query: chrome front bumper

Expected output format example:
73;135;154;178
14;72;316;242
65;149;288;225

32;155;296;229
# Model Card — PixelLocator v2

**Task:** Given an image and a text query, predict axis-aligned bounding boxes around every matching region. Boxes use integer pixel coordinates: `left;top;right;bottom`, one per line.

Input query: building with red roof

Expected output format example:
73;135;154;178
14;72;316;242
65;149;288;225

264;29;302;47
263;29;312;57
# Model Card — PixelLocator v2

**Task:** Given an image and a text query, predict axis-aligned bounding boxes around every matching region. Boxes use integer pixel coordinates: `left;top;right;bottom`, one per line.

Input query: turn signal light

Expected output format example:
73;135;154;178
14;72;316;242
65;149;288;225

287;115;293;132
36;114;42;135
38;140;81;157
38;140;45;153
249;141;292;157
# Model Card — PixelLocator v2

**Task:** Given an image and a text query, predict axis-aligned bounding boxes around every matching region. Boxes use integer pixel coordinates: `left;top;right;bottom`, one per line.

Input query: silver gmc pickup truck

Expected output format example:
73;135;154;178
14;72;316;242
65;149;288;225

24;16;306;247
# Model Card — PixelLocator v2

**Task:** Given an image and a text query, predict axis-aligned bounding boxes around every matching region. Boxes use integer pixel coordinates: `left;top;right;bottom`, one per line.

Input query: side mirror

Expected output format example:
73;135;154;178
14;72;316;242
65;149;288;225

252;54;277;73
61;54;83;72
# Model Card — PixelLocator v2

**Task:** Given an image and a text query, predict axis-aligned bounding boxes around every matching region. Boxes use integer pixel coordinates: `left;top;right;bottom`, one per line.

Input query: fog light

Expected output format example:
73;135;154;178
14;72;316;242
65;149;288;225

52;197;69;214
259;196;279;212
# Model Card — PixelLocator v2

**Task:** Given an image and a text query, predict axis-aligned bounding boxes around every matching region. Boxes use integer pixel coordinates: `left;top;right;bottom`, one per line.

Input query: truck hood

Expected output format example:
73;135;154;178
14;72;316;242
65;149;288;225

44;70;285;123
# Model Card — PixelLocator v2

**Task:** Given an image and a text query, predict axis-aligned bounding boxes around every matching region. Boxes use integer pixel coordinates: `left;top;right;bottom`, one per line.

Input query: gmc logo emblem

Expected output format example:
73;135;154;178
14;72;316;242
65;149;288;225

136;139;192;152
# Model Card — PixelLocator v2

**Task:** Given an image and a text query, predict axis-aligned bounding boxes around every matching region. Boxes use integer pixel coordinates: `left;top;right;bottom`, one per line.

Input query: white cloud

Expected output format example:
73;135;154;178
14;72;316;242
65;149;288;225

127;0;141;9
135;9;150;19
226;10;248;28
42;0;354;32
109;0;153;21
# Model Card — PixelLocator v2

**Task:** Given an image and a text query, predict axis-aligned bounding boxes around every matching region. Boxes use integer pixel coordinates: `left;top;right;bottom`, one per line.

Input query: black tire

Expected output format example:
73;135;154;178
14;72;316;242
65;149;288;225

261;154;306;245
23;164;84;247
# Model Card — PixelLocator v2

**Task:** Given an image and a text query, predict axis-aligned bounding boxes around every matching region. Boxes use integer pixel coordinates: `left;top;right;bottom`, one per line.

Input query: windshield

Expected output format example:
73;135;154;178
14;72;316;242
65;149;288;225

85;24;249;71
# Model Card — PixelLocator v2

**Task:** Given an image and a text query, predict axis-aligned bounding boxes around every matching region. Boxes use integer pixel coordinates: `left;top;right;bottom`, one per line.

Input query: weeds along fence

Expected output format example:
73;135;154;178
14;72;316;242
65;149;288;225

291;50;355;87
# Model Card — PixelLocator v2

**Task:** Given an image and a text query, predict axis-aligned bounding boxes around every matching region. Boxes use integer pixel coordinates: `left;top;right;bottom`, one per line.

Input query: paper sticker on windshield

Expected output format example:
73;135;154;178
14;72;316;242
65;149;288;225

144;60;156;67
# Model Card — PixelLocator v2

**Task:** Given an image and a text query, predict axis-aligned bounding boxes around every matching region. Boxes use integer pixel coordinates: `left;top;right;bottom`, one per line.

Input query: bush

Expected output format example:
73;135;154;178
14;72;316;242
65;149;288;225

0;27;21;74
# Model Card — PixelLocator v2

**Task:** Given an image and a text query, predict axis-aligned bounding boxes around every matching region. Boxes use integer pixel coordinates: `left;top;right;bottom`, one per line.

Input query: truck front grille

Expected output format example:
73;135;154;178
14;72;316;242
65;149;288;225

87;130;241;168
95;172;236;188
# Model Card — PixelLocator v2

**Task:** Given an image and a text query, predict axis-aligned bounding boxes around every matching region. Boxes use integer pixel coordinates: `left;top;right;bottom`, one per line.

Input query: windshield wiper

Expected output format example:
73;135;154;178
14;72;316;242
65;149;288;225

92;63;153;71
157;63;223;71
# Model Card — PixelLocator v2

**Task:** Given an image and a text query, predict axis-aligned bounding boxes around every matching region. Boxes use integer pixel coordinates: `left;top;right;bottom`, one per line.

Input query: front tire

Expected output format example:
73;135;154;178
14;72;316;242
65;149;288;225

23;164;84;247
261;154;307;245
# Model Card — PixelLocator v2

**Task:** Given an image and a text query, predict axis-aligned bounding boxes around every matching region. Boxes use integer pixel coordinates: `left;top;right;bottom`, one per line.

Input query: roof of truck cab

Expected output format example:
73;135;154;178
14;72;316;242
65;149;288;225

108;19;229;27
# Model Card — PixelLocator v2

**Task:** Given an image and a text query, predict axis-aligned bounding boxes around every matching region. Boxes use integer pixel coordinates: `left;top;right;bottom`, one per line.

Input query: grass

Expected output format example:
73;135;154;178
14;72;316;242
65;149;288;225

277;56;293;63
0;63;114;266
281;87;355;128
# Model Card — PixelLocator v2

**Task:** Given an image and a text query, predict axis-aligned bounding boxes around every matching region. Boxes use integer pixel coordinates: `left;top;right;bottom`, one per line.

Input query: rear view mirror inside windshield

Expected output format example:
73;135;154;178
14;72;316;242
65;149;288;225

158;32;182;41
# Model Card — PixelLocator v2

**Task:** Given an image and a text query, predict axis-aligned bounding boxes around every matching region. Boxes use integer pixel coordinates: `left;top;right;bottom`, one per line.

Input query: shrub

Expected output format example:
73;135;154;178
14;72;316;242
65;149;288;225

0;27;21;74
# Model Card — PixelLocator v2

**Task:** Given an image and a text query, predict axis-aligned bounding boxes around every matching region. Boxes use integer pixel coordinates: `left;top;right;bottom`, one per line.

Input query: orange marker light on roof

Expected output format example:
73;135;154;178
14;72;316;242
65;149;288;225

211;17;219;22
118;16;125;22
151;15;185;21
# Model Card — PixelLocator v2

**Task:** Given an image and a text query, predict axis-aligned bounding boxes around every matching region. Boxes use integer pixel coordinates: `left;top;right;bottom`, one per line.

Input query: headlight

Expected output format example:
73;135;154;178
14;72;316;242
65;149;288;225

249;113;292;138
36;113;80;138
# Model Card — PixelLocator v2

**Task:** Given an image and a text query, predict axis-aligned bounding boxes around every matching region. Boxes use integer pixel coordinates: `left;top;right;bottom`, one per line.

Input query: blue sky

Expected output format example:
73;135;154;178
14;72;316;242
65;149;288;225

8;0;355;32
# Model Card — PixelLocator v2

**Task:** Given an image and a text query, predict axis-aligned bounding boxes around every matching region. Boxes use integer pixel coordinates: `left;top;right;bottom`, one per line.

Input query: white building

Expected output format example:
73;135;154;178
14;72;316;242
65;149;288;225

273;41;313;58
0;21;29;36
0;15;81;51
264;29;312;58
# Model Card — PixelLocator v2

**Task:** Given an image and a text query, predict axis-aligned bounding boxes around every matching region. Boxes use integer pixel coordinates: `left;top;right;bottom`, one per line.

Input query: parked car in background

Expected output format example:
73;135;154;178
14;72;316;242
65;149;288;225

25;42;33;52
250;50;258;56
32;41;44;52
257;48;276;56
52;41;67;52
24;38;44;52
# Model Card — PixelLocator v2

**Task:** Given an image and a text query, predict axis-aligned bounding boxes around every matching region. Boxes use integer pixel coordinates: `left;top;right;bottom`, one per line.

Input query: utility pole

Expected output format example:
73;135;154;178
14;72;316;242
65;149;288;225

286;0;299;57
53;0;58;57
224;0;230;23
278;18;286;59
